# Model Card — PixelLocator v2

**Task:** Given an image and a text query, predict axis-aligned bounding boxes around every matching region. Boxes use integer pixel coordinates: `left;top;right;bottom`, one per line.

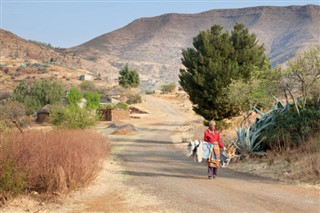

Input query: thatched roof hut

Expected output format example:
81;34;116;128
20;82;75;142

36;104;51;123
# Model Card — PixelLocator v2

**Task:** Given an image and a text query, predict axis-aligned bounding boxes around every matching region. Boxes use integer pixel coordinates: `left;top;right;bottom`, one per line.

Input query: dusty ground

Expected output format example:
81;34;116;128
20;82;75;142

1;93;319;213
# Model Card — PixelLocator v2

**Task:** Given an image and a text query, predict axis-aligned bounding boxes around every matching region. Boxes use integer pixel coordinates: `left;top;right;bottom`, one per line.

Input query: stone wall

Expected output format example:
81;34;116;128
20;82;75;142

101;109;130;121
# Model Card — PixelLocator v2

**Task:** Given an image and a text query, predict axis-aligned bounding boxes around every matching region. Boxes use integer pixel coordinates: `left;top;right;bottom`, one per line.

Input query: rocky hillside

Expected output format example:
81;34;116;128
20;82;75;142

0;29;117;91
67;5;319;88
0;29;118;80
1;5;319;90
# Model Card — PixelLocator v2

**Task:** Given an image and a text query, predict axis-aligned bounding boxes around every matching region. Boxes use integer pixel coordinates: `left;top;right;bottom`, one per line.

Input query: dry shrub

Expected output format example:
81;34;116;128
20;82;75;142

263;135;320;184
1;129;109;195
296;136;320;183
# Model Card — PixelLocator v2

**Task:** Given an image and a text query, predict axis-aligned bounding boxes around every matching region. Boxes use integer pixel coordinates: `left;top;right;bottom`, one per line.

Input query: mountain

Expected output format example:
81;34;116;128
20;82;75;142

66;5;319;88
0;29;119;88
0;29;118;90
1;5;319;90
0;28;118;77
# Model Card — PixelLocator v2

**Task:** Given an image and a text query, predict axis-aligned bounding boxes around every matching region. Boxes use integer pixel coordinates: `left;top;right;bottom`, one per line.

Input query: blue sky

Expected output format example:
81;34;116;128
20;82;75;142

1;0;319;48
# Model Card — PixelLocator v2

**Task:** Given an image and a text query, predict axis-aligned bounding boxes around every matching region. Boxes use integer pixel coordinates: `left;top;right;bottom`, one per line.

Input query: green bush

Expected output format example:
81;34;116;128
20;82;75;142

50;105;99;129
99;103;114;110
0;159;26;200
262;103;320;149
161;83;176;94
145;90;155;95
13;80;65;114
67;87;82;106
98;101;129;111
83;92;100;110
114;102;129;110
126;94;142;104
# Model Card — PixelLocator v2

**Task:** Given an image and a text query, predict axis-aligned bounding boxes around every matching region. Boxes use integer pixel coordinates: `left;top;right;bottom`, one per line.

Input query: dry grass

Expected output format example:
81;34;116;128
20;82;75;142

0;129;109;195
261;135;320;184
294;136;320;183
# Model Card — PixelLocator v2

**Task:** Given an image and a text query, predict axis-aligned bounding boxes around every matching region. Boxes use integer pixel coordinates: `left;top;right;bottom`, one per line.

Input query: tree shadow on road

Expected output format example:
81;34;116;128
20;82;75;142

119;170;204;179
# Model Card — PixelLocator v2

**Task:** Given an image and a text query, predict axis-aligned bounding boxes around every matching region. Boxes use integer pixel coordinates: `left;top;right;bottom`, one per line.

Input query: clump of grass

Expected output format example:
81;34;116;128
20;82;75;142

0;129;109;201
263;134;319;184
295;135;320;183
0;159;26;205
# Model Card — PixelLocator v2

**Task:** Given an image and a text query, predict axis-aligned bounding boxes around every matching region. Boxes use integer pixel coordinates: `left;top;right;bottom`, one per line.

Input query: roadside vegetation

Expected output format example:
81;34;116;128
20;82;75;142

179;23;272;126
0;130;109;205
0;62;144;204
118;63;140;89
179;23;319;183
0;80;109;204
13;80;65;115
161;82;176;94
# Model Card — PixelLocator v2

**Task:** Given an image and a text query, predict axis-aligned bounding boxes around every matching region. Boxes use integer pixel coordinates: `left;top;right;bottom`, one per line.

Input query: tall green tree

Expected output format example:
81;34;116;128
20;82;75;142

83;92;100;110
118;64;140;88
66;87;82;106
13;80;65;114
179;23;270;121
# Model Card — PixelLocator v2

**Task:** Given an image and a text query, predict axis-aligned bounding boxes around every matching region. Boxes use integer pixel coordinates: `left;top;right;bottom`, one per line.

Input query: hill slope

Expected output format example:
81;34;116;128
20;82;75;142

1;5;319;90
68;5;320;88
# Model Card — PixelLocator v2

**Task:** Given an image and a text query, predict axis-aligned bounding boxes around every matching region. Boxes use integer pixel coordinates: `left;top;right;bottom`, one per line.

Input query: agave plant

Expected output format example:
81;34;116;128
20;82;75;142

235;99;287;156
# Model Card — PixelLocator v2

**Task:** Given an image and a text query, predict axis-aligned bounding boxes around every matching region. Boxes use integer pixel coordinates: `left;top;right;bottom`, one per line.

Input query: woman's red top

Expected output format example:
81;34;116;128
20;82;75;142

204;129;224;148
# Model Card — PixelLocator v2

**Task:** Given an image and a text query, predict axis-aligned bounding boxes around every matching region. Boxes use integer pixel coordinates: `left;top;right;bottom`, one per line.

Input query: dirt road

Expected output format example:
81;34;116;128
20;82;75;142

98;95;319;213
3;94;318;213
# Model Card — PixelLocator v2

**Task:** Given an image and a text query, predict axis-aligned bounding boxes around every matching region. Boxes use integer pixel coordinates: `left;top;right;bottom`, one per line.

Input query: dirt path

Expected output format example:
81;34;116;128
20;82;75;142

2;95;319;213
108;95;320;213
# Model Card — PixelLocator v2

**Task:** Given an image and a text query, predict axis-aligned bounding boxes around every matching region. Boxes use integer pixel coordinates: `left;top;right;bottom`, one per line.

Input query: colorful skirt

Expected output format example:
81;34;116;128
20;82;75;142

207;142;220;168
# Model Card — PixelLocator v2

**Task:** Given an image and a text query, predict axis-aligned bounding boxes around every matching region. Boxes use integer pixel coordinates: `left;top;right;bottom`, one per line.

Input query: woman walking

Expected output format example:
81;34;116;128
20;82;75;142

204;120;224;179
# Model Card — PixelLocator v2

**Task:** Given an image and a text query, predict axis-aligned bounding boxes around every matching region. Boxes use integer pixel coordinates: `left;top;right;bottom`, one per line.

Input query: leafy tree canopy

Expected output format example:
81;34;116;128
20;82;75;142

67;87;82;106
179;23;270;122
83;92;100;110
13;80;65;114
118;63;140;88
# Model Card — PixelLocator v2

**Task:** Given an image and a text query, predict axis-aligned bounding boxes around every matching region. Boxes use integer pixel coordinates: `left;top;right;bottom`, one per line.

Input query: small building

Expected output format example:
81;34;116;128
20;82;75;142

36;104;51;123
79;75;94;81
100;97;120;105
100;109;130;121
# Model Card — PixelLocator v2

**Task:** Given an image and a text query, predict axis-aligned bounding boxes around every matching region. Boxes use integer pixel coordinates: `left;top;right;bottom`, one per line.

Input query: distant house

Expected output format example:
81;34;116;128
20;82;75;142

36;104;51;123
79;75;94;81
100;97;120;104
100;109;130;121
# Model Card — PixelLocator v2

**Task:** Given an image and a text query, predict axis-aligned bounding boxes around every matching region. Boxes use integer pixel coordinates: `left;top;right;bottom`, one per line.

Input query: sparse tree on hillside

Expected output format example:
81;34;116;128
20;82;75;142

161;82;176;94
179;23;270;122
118;64;140;88
13;80;65;114
272;46;320;114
